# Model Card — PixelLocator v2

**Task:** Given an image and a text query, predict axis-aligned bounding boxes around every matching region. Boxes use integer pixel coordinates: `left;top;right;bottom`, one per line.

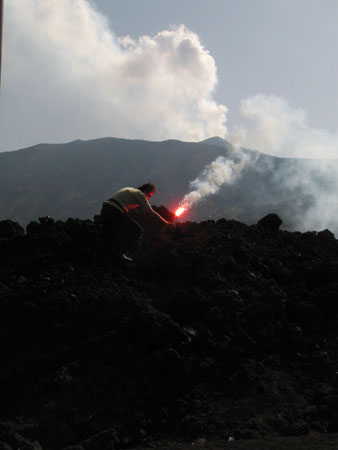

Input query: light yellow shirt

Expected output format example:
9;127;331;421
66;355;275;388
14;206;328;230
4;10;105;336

104;187;153;213
104;187;168;224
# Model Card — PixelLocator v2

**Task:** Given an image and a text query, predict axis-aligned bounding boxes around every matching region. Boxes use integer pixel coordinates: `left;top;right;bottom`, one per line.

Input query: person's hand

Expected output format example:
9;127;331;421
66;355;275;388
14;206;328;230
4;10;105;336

163;221;175;231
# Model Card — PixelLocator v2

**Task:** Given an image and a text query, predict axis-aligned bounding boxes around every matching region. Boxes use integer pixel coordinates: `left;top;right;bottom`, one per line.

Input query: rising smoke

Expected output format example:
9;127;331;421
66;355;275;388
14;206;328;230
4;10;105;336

235;94;338;159
180;143;257;210
232;94;338;233
0;0;227;151
180;95;338;234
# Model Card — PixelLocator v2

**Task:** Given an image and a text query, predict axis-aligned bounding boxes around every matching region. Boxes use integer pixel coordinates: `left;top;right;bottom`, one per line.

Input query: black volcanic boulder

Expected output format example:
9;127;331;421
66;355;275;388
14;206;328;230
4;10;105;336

0;219;25;239
257;213;283;232
317;229;335;241
152;205;175;223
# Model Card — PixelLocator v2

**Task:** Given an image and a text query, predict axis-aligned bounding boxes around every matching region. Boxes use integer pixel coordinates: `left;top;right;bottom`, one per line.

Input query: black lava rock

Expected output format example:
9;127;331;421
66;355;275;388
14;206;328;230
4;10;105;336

0;220;25;239
0;213;338;448
257;213;283;231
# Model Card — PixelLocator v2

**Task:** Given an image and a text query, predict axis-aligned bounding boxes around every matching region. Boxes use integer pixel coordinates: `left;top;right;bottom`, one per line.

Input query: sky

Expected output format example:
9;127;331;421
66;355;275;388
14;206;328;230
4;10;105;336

1;0;338;158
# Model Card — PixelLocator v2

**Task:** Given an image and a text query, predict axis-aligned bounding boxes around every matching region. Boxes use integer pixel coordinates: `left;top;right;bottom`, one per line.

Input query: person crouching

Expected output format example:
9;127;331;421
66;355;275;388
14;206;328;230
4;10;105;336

100;183;171;262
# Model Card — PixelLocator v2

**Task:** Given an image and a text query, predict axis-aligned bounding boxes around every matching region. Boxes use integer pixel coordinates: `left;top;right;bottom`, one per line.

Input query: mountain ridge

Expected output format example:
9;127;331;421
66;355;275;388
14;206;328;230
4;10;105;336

1;136;337;233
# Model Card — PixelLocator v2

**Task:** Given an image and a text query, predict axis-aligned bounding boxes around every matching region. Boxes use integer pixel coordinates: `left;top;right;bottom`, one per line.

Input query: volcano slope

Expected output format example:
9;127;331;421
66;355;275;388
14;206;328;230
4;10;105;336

1;212;338;449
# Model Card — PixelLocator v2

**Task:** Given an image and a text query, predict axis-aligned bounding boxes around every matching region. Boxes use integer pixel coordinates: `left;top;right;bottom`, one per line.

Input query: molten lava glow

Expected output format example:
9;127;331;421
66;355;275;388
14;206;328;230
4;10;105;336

175;206;186;217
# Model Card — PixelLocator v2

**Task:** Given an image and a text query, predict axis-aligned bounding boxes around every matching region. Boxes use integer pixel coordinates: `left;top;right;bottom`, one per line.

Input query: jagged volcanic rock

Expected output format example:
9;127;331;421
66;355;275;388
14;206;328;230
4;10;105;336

1;213;338;449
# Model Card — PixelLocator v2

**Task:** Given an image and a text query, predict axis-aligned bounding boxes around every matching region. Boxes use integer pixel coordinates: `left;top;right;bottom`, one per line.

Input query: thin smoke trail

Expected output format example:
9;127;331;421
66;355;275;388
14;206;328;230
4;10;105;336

180;144;255;210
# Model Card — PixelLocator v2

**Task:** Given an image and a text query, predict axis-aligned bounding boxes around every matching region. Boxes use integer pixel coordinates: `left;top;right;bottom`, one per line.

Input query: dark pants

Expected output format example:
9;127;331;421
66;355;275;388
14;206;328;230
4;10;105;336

100;203;143;253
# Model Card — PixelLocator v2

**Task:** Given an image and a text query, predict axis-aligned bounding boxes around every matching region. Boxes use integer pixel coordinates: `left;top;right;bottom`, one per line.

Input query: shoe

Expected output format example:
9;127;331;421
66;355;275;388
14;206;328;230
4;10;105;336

122;253;134;263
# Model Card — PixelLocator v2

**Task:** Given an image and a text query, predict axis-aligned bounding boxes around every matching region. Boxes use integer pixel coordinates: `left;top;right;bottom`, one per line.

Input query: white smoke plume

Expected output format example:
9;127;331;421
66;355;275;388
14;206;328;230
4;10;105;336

0;0;227;151
232;94;338;159
227;94;338;233
270;156;338;234
180;144;256;209
180;94;338;234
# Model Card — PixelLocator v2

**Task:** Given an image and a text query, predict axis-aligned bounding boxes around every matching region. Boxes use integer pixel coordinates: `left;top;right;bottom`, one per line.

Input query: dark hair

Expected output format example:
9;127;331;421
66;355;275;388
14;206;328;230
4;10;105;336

137;183;156;195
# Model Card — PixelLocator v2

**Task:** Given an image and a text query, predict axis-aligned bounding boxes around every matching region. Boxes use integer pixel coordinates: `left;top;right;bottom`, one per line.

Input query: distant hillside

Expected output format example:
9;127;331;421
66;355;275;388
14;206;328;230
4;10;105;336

0;137;337;232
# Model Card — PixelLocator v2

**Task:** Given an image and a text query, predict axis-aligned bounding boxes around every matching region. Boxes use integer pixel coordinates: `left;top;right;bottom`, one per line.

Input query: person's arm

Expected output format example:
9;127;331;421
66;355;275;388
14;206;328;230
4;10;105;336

139;194;171;225
150;206;171;224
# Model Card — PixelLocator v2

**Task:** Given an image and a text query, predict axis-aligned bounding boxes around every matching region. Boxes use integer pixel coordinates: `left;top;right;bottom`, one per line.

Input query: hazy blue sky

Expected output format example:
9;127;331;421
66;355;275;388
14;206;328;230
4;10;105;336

1;0;338;157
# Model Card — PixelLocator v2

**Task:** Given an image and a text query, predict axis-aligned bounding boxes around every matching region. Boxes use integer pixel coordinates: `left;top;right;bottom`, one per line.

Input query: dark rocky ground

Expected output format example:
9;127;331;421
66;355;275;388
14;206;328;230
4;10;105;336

1;208;338;449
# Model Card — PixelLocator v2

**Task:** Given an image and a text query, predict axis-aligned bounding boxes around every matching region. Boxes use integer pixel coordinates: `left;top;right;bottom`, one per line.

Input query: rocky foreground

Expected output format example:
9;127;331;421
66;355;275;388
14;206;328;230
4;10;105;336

1;211;338;449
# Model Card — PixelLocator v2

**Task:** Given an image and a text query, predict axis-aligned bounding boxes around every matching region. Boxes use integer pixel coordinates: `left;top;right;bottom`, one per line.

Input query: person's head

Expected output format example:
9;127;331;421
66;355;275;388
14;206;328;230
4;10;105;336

138;183;156;200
